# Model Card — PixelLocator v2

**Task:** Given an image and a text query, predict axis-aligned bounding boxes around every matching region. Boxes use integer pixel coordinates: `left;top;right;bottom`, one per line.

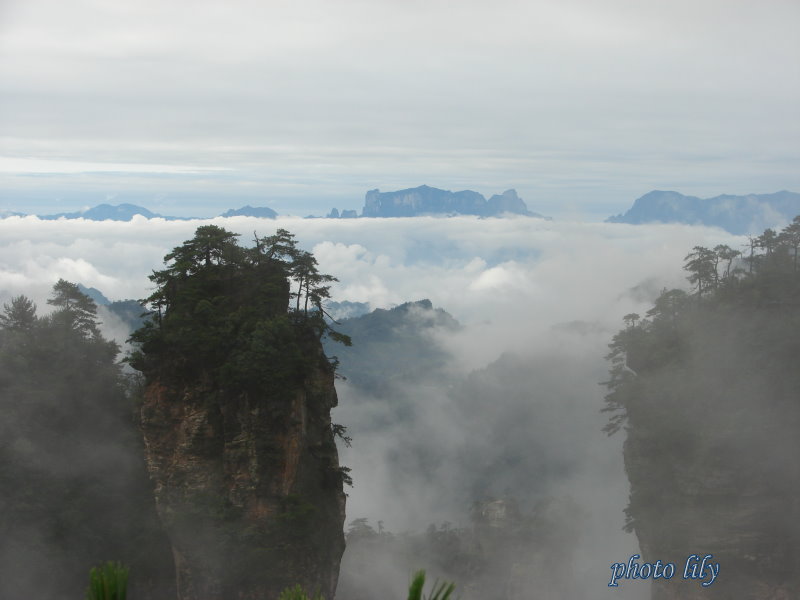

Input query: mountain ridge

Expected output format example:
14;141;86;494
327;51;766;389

0;203;281;221
607;189;800;234
359;185;547;218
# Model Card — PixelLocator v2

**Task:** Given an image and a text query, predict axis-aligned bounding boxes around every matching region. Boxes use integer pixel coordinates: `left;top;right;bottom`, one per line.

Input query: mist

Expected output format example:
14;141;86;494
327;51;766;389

0;215;751;598
0;214;735;322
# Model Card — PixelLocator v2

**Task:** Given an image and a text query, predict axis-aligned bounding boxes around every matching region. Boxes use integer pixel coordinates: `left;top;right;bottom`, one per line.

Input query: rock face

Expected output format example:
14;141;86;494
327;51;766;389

361;185;545;218
140;353;346;599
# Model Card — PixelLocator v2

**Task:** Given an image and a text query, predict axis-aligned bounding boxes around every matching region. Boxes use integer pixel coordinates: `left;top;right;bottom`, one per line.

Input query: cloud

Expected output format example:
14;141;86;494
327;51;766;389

0;157;231;175
0;214;737;335
0;215;751;597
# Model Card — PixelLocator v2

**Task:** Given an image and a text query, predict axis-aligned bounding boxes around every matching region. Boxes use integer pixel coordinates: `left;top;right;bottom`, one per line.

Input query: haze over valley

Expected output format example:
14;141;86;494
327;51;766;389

1;0;798;598
0;213;764;598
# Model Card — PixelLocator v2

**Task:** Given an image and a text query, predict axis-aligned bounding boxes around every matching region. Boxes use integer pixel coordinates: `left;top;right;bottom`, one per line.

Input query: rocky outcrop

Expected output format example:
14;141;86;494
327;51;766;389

140;349;346;599
606;190;800;234
131;226;350;599
361;185;545;218
219;205;279;219
326;208;358;219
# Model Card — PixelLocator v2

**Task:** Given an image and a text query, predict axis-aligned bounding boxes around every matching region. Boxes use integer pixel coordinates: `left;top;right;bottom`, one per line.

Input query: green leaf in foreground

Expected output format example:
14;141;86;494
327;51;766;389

86;561;129;600
277;583;325;599
408;570;457;600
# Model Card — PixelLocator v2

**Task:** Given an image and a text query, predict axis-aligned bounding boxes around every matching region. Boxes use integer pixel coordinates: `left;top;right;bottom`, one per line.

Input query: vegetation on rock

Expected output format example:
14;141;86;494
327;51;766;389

129;225;350;390
0;282;174;599
603;217;800;598
131;225;350;600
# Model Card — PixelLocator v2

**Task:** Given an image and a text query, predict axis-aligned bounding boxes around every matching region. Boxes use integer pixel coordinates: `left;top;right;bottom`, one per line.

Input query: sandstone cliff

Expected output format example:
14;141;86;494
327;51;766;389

361;185;545;218
140;353;346;599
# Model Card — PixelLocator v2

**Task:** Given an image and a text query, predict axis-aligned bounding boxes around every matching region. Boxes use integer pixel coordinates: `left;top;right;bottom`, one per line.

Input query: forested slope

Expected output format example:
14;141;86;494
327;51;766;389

604;218;800;599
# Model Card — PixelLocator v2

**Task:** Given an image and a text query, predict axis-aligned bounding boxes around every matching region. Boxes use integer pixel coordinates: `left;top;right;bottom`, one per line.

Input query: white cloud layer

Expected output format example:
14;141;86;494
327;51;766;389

0;215;737;336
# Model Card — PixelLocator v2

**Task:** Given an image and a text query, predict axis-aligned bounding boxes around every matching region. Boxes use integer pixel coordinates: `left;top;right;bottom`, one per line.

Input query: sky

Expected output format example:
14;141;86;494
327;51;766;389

1;0;799;219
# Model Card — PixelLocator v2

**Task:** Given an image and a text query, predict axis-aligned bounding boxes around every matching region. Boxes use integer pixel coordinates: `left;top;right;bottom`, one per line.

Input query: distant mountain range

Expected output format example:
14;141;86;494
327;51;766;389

5;188;797;228
39;203;171;221
607;190;800;234
0;203;280;221
0;186;547;221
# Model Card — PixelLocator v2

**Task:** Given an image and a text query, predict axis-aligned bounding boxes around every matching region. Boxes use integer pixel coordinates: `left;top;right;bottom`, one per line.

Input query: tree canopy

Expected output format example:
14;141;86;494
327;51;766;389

129;225;349;392
602;217;800;547
0;281;174;599
604;216;800;437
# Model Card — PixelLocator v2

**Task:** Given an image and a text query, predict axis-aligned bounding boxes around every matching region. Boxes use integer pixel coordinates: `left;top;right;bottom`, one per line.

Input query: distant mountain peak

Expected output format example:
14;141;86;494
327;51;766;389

76;283;111;305
219;205;278;219
322;298;460;393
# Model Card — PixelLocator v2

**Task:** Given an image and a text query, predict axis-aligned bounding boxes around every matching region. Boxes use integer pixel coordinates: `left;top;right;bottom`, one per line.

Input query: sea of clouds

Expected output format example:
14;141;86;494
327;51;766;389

0;215;742;598
0;214;737;337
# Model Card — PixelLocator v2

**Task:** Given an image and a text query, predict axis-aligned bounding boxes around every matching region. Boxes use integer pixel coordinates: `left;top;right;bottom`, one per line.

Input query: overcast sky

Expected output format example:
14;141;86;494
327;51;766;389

1;0;798;218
